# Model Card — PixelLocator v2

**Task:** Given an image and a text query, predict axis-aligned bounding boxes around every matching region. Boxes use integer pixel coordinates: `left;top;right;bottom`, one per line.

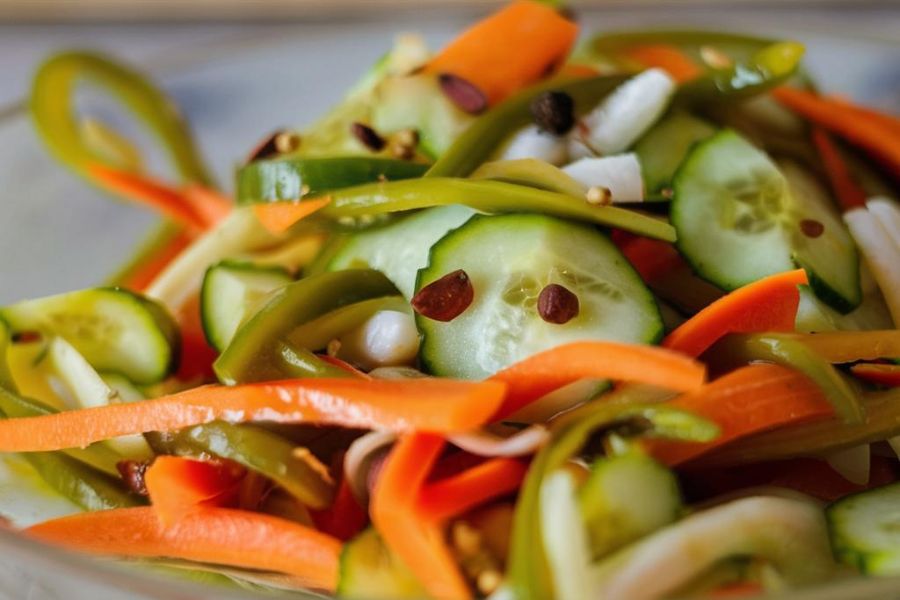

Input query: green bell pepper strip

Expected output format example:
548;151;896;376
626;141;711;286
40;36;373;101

698;387;900;468
469;159;587;198
285;295;408;352
507;402;718;600
236;157;429;205
30;51;211;185
19;450;138;512
163;422;335;510
214;269;399;384
426;75;627;178
704;333;865;424
278;344;357;379
316;178;675;242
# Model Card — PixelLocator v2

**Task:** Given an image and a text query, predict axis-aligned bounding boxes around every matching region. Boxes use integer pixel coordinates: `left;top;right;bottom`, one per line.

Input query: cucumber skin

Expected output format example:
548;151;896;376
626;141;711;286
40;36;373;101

827;482;900;575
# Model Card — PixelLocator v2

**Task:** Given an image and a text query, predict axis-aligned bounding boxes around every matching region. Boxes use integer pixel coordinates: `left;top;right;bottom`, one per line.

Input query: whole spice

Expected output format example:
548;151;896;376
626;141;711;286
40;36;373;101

412;269;475;322
800;218;825;238
117;459;151;496
246;129;301;162
530;91;575;135
351;122;387;152
389;128;420;160
439;73;488;115
586;186;612;206
538;284;579;324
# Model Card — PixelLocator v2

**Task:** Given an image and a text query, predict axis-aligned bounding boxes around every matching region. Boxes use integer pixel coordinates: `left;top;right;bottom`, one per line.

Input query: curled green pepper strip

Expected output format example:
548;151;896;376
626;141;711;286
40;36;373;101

165;422;335;510
318;178;675;242
426;75;627;178
705;333;864;424
30;51;211;185
278;344;356;379
214;269;399;384
507;403;718;600
470;159;587;197
286;295;408;351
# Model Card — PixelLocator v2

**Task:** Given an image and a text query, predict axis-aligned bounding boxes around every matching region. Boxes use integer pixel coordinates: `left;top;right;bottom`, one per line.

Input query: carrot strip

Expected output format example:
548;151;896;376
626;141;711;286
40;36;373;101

773;87;900;175
850;363;900;387
252;199;331;234
489;341;707;419
182;184;233;227
120;228;193;292
0;378;507;453
144;456;245;525
175;293;219;381
624;44;703;83
663;269;809;357
26;506;341;591
424;0;578;106
824;95;900;139
648;364;834;465
811;128;867;211
418;458;527;522
371;433;471;600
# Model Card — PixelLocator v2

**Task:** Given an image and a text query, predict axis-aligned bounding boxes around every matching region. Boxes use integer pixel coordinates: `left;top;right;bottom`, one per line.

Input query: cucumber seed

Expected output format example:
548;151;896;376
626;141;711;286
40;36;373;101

538;283;580;324
412;269;475;322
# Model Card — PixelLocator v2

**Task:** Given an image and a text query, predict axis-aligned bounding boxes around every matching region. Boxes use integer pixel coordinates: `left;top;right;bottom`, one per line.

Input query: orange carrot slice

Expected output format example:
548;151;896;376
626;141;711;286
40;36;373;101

773;87;900;176
811;128;867;211
182;184;233;227
417;458;527;522
489;341;707;419
0;378;507;453
371;433;471;600
663;269;809;357
850;363;900;387
26;506;341;591
648;364;834;465
252;199;331;234
174;292;219;381
624;44;703;83
144;456;245;525
120;228;193;292
424;0;578;106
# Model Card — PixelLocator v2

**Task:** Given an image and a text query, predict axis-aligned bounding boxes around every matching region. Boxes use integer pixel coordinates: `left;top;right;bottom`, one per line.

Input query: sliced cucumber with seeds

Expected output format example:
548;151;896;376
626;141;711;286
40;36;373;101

327;205;476;299
828;482;900;575
672;130;860;312
200;261;293;352
1;288;178;384
416;214;663;379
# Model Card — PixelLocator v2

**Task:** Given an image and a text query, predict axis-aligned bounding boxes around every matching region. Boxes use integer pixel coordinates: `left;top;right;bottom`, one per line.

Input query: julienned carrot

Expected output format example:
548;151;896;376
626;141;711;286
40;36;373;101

825;95;900;139
773;87;900;175
26;506;341;591
120;228;193;292
624;44;703;83
811;128;866;211
252;199;331;234
144;456;245;525
663;269;809;357
371;433;472;600
175;293;219;380
423;0;578;106
417;458;527;522
850;363;900;387
489;341;707;419
182;184;233;226
0;378;507;453
648;364;834;465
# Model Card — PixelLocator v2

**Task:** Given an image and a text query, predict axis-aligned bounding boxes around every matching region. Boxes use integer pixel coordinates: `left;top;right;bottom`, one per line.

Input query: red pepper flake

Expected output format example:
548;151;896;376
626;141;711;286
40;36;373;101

800;218;825;238
438;73;488;115
351;122;387;152
117;459;151;496
412;269;475;322
538;284;580;324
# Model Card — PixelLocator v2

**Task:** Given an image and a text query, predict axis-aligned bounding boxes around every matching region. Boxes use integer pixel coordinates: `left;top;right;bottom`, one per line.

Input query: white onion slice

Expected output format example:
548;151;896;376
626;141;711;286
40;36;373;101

339;310;419;370
344;431;395;505
866;196;900;251
578;68;676;155
844;206;900;325
824;444;871;486
562;154;644;203
540;470;593;600
499;124;568;165
449;425;548;457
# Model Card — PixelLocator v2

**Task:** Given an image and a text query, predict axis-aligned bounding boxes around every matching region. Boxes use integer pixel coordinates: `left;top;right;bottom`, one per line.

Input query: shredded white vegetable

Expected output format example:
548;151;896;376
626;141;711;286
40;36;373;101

562;154;644;203
844;205;900;325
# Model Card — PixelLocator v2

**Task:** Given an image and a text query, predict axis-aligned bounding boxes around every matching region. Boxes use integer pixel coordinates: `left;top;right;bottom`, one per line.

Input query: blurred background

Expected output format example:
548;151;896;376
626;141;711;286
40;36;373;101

0;0;897;302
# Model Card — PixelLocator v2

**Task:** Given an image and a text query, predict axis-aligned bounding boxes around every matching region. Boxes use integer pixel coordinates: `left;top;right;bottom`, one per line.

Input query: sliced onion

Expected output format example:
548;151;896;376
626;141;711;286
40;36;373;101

449;425;548;457
338;310;419;370
844;206;900;325
866;197;900;251
344;430;395;505
540;470;593;600
562;154;644;203
368;365;430;379
825;444;871;486
499;124;568;165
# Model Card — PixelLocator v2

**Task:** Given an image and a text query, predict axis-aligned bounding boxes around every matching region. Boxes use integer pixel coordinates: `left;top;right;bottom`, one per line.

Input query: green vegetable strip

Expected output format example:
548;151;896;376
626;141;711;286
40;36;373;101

278;345;356;379
318;179;675;242
285;295;407;352
427;75;627;178
697;388;900;467
0;318;15;391
705;333;865;424
30;51;211;185
19;451;138;511
508;403;718;600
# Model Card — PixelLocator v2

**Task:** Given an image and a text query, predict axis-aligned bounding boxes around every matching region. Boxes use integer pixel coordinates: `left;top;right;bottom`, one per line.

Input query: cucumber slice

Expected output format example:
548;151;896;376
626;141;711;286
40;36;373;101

327;205;476;299
828;482;900;574
416;214;663;379
632;111;715;199
1;288;179;384
200;261;293;352
672;130;860;312
337;527;426;598
578;452;682;559
236;157;428;204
